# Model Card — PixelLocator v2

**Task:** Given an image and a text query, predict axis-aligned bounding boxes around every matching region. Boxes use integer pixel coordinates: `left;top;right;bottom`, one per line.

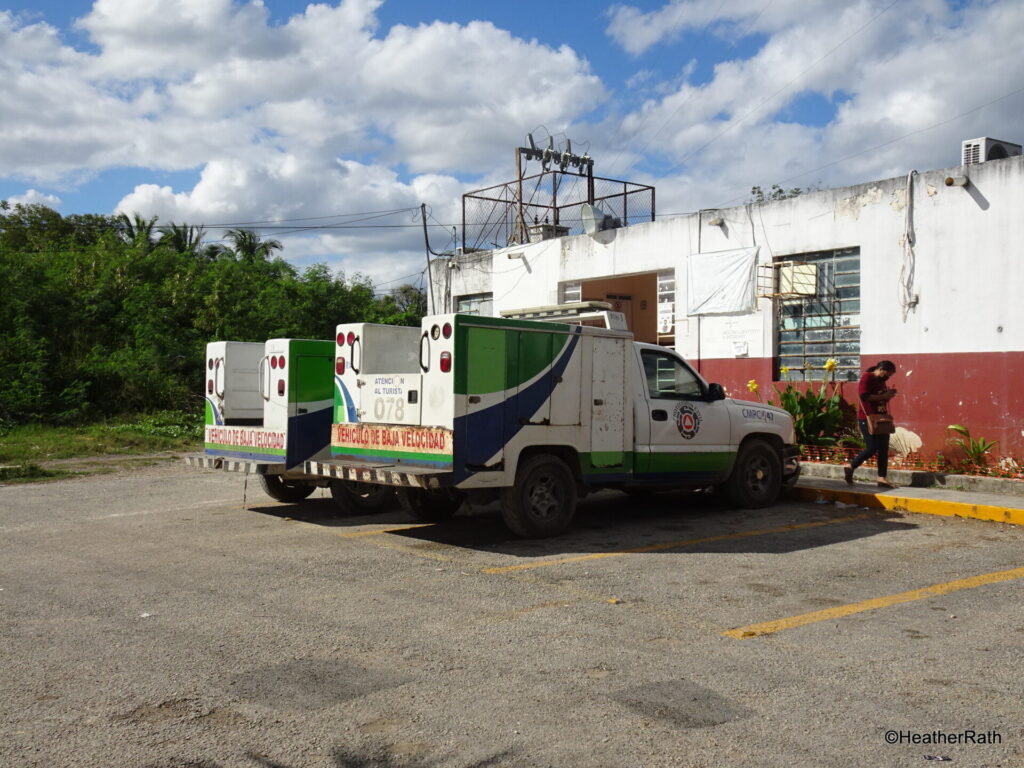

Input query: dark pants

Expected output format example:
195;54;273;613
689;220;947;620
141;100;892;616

851;419;889;476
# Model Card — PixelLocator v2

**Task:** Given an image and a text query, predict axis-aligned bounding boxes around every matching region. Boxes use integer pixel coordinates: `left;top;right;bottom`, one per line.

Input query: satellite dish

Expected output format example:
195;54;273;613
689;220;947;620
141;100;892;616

581;203;622;236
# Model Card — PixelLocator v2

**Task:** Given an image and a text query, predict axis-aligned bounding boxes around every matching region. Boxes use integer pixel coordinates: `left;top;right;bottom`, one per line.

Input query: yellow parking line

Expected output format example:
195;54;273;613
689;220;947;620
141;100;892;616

723;565;1024;639
482;514;873;574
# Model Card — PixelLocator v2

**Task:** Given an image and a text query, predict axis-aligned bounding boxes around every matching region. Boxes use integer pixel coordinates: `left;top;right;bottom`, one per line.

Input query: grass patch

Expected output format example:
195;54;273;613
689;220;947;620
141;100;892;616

0;410;203;465
0;462;77;484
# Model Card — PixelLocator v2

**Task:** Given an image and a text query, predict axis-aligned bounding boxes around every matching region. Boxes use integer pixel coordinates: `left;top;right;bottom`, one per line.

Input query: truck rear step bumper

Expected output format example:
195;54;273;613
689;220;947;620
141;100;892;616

305;460;450;490
184;454;318;478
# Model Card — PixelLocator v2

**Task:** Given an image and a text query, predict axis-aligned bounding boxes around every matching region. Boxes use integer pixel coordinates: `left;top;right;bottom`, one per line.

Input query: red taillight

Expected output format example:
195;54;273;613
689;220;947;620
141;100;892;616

442;322;452;339
336;357;345;375
347;332;355;345
440;351;452;373
278;355;285;368
277;379;285;396
207;380;213;394
336;332;345;345
270;355;278;369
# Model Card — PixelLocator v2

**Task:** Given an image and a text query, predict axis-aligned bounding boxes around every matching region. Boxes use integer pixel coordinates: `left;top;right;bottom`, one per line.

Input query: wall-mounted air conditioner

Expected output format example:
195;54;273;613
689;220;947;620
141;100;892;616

778;262;817;296
962;137;1022;165
756;261;817;298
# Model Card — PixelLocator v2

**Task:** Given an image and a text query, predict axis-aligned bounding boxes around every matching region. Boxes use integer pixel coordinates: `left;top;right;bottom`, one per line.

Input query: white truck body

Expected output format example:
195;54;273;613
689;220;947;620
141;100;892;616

190;338;335;472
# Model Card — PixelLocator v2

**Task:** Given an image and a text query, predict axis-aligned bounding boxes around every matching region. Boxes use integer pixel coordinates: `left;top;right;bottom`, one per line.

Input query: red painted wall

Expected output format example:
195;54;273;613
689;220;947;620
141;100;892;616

694;352;1024;458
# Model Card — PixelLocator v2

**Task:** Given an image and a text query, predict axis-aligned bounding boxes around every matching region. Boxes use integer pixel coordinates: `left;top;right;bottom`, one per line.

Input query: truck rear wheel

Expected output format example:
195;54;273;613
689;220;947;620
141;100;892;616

395;487;462;522
259;474;315;503
330;481;395;512
500;454;577;538
724;439;782;508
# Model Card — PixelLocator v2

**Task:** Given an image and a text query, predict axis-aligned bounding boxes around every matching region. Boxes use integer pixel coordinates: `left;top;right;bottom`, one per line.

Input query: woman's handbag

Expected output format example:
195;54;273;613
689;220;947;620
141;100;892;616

866;404;895;435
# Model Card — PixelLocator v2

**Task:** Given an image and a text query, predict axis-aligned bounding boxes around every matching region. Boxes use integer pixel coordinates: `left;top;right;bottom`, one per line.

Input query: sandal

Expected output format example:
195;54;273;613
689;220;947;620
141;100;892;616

877;479;897;489
843;466;854;485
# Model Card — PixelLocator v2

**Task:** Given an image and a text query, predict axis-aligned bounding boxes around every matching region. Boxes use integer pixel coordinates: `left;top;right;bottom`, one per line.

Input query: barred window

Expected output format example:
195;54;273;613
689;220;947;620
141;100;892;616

455;292;493;316
559;282;581;303
776;248;860;382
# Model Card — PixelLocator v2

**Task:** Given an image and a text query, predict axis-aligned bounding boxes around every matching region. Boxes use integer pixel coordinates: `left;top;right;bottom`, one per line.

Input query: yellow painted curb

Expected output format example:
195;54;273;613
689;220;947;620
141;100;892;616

792;486;1024;526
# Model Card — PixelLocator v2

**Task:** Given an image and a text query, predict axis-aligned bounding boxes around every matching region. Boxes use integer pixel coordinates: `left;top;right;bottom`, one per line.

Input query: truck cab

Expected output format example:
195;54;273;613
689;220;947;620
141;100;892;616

630;342;799;503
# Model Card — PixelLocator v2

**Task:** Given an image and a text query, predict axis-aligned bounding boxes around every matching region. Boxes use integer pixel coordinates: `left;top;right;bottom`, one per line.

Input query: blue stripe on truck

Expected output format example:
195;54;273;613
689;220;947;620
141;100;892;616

452;327;581;484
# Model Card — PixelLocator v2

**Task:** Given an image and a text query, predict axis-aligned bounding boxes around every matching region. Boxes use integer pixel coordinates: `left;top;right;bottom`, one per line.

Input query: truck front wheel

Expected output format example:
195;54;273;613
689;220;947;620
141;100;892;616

724;439;782;508
395;487;462;522
501;454;578;538
259;474;315;503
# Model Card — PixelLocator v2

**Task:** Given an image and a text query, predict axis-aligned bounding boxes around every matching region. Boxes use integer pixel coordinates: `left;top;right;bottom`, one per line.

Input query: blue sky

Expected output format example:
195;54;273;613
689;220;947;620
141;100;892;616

2;0;1022;285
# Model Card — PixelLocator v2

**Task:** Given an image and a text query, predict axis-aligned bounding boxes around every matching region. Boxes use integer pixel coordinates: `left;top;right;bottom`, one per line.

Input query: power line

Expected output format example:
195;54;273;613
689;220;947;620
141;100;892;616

196;206;419;228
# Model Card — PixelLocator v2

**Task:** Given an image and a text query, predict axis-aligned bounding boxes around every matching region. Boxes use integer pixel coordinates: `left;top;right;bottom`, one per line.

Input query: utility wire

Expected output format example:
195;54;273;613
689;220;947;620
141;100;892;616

199;206;418;227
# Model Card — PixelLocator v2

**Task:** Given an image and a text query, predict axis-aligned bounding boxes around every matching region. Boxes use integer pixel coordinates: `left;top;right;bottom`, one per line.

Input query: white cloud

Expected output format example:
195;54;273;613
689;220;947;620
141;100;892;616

0;1;602;290
606;0;806;57
3;0;1022;289
5;189;62;208
605;0;1024;213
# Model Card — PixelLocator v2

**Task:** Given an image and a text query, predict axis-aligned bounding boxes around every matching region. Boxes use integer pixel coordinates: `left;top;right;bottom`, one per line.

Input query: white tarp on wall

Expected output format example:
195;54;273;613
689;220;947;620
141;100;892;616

686;246;760;316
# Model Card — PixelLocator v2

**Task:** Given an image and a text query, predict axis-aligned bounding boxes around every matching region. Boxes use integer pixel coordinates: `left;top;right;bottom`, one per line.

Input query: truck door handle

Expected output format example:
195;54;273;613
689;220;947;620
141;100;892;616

419;332;430;372
652;409;667;421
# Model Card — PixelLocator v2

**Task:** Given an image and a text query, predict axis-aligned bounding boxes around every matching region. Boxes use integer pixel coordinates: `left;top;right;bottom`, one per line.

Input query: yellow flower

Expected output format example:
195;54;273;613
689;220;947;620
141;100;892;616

746;379;759;393
823;358;837;372
780;366;790;376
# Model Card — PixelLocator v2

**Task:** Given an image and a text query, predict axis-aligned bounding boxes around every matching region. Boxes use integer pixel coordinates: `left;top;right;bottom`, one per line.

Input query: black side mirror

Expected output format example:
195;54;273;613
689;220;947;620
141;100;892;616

707;383;726;401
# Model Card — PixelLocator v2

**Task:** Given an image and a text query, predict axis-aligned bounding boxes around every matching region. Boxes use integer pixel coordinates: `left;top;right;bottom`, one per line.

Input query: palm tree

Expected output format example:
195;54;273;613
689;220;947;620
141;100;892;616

157;222;222;258
222;228;283;261
115;212;159;252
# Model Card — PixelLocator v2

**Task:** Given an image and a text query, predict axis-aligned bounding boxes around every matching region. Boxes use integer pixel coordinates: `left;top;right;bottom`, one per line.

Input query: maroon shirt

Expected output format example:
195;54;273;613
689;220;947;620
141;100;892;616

857;371;888;420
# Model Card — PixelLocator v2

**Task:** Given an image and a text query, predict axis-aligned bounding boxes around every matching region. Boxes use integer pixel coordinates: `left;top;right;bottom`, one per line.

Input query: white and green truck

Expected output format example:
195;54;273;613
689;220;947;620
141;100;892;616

185;338;356;503
306;313;800;537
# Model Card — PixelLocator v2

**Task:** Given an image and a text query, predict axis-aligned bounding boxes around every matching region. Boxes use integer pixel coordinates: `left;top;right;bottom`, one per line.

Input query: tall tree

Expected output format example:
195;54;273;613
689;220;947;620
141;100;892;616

116;212;159;253
158;222;220;258
222;228;283;261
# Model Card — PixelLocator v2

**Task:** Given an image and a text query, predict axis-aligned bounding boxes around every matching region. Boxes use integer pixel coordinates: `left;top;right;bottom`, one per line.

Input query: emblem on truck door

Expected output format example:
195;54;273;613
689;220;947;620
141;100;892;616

673;403;702;439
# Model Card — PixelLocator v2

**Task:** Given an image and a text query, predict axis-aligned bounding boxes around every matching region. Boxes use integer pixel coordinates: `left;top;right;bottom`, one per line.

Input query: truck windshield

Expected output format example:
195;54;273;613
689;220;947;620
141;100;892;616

641;350;704;399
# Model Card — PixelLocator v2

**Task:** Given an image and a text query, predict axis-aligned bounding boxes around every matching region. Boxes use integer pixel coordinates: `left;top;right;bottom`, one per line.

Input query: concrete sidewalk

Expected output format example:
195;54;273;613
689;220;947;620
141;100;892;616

792;462;1024;526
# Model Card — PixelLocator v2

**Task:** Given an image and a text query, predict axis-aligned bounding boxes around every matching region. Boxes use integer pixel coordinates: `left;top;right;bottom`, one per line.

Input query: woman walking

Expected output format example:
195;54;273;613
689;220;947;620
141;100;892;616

845;360;899;488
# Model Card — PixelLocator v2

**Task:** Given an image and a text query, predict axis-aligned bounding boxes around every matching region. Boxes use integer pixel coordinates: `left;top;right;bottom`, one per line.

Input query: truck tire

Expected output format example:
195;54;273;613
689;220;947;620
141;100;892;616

724;439;782;508
330;480;395;512
500;454;578;538
395;487;462;522
259;474;315;503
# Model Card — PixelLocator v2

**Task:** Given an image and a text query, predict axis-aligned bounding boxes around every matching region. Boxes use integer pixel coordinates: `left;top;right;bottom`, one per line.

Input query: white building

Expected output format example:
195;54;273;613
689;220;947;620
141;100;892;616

432;148;1024;459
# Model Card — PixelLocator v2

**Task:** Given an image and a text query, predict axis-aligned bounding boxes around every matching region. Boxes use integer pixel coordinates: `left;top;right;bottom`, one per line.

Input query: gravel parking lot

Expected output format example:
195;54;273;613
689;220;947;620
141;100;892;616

2;461;1022;767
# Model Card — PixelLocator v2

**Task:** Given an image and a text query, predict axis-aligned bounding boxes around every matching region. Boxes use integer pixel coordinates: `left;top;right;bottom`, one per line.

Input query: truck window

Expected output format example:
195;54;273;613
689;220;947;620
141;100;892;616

641;350;703;399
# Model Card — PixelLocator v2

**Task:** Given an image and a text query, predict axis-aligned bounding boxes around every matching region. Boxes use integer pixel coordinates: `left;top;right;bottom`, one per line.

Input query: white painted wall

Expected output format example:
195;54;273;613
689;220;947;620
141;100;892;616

439;155;1024;360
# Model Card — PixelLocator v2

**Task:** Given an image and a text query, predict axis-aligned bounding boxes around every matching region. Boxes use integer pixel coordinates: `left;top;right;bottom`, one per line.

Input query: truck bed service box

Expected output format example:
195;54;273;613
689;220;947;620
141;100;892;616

329;315;634;487
203;338;335;468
